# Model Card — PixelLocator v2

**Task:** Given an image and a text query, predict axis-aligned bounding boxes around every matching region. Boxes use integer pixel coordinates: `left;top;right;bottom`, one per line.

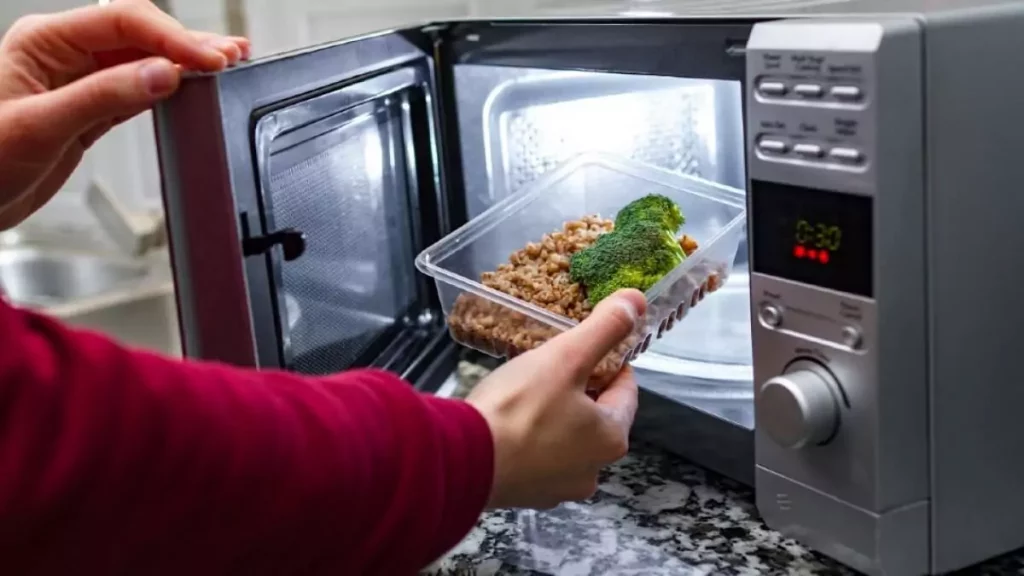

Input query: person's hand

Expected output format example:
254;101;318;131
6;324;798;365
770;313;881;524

466;289;646;510
0;0;250;230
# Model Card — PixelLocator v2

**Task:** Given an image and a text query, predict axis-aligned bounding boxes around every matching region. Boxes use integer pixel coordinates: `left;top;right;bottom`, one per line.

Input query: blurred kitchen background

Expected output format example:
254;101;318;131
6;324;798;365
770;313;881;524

0;0;560;358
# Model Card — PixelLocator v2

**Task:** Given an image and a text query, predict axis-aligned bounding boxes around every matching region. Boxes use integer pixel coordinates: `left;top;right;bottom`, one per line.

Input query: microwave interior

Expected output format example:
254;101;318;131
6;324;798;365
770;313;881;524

154;19;756;479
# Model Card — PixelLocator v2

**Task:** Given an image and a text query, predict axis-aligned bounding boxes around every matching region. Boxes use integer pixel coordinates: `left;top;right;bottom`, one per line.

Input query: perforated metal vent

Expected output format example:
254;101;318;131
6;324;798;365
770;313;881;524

498;85;712;194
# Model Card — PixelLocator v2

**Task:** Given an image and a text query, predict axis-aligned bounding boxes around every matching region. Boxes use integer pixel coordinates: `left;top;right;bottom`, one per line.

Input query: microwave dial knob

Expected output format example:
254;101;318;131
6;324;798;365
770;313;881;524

758;362;841;450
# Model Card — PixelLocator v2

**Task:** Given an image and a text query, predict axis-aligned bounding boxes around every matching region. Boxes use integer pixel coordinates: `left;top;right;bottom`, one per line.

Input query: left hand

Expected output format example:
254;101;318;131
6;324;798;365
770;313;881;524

0;0;249;230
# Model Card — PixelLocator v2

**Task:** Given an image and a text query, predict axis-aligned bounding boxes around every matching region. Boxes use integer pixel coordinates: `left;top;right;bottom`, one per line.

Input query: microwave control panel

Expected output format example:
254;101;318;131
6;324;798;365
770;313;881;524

745;18;929;576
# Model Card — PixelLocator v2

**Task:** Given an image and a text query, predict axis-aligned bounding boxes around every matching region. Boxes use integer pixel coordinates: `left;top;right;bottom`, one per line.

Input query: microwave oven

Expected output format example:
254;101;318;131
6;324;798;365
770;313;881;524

151;0;1024;573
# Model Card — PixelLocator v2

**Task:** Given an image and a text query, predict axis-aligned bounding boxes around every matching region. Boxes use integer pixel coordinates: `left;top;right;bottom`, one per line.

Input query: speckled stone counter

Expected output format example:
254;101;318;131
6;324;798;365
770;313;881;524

423;440;853;576
425;439;1024;576
424;361;1024;575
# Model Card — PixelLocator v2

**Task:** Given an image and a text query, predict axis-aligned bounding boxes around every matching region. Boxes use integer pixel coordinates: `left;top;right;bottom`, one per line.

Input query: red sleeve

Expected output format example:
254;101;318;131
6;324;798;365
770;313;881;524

0;297;493;575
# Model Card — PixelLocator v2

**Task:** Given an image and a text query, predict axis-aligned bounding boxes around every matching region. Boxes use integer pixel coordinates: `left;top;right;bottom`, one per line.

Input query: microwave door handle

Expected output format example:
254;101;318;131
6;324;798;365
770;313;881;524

242;228;307;262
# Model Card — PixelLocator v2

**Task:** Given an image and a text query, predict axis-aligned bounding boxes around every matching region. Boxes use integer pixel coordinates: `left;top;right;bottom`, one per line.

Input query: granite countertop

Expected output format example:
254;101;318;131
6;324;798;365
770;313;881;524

425;440;852;576
424;361;1024;575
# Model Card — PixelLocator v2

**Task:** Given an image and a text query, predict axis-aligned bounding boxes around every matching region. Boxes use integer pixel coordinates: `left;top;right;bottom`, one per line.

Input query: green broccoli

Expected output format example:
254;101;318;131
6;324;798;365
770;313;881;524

614;193;685;233
569;219;686;304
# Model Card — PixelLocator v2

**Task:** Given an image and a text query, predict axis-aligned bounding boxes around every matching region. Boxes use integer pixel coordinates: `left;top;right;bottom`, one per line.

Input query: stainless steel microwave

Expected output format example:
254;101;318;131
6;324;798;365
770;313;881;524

152;0;1024;573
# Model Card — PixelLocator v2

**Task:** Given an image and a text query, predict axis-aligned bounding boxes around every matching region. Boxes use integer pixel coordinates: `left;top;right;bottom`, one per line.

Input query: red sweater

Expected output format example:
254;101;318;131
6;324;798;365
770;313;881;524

0;296;493;575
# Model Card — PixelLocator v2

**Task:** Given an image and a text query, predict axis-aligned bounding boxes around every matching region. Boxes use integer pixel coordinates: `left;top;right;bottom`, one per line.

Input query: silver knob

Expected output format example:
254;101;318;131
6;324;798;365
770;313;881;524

758;362;841;449
841;325;863;350
760;303;783;328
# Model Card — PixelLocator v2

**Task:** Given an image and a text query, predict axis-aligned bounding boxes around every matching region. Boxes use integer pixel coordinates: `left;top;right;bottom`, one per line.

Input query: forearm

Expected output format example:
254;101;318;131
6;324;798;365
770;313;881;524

0;299;492;574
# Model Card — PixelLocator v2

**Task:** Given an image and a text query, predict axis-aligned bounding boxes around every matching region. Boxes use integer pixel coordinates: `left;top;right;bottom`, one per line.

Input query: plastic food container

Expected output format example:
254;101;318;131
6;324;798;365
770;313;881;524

415;153;747;381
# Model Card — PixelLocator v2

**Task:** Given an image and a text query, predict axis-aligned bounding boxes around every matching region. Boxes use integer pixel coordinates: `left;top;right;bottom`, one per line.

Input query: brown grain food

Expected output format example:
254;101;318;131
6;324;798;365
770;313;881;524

447;214;718;386
479;214;612;321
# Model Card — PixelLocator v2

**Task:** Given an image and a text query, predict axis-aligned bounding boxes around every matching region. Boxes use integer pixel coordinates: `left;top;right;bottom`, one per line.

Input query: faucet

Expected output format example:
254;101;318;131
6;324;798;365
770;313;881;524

84;180;167;258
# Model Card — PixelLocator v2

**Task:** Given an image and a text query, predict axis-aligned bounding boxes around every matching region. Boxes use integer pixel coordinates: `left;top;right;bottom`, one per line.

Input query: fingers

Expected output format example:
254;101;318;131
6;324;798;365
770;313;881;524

18;57;180;144
589;367;637;470
595;366;639;437
564;373;639;501
191;31;251;62
19;3;228;71
105;0;186;29
545;289;647;378
94;33;248;69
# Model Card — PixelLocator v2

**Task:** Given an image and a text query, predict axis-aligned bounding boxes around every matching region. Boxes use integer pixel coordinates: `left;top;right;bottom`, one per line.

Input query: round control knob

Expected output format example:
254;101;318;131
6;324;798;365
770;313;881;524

758;361;841;450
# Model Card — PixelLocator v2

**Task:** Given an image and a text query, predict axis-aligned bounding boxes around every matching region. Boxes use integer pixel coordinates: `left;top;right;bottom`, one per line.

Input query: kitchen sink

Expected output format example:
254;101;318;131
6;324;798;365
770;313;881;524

0;247;148;307
0;228;181;357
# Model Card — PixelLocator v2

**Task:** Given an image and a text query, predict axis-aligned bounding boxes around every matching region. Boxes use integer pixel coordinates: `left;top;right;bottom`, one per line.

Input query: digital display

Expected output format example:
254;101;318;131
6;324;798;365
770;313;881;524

793;220;841;263
751;180;873;297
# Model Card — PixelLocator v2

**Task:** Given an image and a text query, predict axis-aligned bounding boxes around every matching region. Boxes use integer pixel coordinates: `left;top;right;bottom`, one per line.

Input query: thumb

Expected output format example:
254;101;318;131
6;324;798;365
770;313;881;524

547;289;647;376
24;57;180;142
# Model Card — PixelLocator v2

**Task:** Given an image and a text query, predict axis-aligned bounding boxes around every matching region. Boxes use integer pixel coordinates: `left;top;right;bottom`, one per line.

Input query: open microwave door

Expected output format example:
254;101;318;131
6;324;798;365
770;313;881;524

154;29;455;387
433;19;757;482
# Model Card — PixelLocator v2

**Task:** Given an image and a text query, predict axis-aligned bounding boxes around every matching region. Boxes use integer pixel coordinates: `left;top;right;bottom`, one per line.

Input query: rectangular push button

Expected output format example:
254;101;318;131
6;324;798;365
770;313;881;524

758;81;788;97
758;139;789;154
830;85;862;101
793;143;823;158
829;147;863;163
793;84;824;98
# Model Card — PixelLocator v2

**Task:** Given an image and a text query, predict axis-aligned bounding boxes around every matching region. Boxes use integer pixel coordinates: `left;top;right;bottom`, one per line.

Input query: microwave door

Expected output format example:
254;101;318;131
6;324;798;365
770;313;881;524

437;19;756;481
154;29;455;386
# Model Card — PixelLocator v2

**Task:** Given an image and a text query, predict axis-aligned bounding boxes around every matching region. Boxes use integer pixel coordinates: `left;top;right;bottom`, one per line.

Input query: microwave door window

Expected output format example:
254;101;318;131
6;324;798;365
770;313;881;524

453;65;752;424
259;98;419;375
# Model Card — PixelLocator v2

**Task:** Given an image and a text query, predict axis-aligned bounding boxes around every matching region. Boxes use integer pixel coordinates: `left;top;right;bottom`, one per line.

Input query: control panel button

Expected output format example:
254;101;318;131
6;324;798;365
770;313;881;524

757;139;788;154
758;360;842;450
830;85;862;101
793;83;824;98
827;146;860;162
758;81;787;96
793;143;823;158
841;326;863;350
829;147;863;163
760;303;783;327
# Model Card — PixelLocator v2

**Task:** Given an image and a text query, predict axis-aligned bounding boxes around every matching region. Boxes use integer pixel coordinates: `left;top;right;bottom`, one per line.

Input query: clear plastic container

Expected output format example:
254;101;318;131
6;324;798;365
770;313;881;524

415;153;747;382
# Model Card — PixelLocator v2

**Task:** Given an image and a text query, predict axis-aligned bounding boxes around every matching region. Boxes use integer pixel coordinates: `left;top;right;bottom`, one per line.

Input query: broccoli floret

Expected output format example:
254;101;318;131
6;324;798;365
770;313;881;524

614;193;685;233
570;194;689;304
570;219;686;304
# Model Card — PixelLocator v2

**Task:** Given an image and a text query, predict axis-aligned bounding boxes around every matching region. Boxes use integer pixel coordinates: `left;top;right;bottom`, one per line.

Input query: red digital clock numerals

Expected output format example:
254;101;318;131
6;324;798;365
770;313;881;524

793;219;841;266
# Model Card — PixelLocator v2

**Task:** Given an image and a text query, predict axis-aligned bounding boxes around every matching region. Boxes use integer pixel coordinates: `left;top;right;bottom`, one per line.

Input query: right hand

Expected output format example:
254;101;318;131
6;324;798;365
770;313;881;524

466;289;646;509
